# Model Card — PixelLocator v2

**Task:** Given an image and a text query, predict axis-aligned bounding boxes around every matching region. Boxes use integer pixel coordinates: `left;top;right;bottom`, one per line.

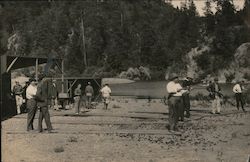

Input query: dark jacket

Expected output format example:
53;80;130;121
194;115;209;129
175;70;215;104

85;85;94;95
36;79;50;107
207;82;222;99
49;83;58;99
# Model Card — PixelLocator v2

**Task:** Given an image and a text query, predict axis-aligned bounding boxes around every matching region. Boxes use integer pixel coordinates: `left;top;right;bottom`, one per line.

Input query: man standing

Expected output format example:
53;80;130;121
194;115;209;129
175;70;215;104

22;81;30;113
50;79;59;110
182;77;193;118
100;84;111;110
207;78;222;114
233;81;246;112
12;81;23;114
26;79;37;131
85;82;94;109
74;84;82;114
36;74;53;133
166;74;186;131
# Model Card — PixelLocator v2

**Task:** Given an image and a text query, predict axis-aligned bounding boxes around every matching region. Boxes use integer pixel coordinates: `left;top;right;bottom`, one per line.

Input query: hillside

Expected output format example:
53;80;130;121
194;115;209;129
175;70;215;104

0;0;249;81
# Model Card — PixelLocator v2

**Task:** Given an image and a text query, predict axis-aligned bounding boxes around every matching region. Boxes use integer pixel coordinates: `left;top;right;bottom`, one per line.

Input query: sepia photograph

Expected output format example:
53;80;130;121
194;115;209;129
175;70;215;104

0;0;250;161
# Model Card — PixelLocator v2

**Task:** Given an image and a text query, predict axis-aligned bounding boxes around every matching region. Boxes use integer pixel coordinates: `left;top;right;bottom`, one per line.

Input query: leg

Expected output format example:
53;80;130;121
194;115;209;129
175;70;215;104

27;99;37;131
185;94;191;117
179;98;184;121
173;98;180;130
42;107;53;131
103;97;107;109
212;99;216;114
51;98;55;110
235;94;240;110
216;96;221;113
38;108;44;132
54;98;59;110
168;98;175;130
74;97;80;113
16;95;22;114
239;94;246;112
86;96;89;109
88;96;92;108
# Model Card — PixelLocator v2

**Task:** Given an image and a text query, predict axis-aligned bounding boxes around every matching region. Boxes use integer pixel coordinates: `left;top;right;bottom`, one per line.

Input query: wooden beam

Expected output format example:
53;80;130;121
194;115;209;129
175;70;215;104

35;58;38;81
6;57;18;73
5;129;181;136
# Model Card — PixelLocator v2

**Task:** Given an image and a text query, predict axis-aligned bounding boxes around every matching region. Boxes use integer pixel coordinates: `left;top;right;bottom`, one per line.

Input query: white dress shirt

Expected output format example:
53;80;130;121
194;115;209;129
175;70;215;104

101;86;111;97
233;84;243;93
166;81;187;97
26;85;37;99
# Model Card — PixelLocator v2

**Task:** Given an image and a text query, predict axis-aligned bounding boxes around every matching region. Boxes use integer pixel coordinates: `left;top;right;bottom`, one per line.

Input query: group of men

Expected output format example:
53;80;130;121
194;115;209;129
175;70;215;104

166;74;247;132
22;74;53;133
12;81;27;114
73;82;112;114
12;72;247;133
166;74;192;131
12;79;59;115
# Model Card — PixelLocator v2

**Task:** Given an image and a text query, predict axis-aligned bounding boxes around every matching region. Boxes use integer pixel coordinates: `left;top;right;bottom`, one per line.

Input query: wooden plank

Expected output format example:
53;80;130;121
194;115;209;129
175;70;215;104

5;129;181;136
52;121;167;125
61;113;167;120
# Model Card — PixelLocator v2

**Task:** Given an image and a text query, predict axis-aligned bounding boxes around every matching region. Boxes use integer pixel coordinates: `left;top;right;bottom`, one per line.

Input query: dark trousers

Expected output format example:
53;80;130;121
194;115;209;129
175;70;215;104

183;94;190;117
86;96;92;109
38;106;52;132
235;93;245;110
168;96;182;130
27;99;37;131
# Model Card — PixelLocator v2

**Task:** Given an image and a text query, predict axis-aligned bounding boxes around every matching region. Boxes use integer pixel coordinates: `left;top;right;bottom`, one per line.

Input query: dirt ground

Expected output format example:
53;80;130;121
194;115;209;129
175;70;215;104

2;98;250;162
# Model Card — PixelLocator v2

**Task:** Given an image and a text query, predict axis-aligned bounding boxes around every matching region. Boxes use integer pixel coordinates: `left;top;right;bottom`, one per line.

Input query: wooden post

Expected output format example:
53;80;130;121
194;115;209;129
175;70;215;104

35;58;38;81
81;10;87;68
61;59;64;93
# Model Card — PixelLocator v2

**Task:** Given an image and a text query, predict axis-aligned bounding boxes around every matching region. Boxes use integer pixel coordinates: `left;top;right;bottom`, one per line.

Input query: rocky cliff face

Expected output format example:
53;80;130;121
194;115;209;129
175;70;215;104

185;42;250;83
218;42;250;82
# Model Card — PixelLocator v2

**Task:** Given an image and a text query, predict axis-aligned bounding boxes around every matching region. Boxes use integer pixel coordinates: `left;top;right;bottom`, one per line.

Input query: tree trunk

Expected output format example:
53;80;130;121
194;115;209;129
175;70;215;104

81;10;87;68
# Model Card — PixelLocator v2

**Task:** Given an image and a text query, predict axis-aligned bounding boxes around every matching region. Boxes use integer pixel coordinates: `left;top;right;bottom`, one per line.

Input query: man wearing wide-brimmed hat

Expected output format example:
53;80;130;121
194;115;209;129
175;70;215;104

182;76;193;118
166;73;187;131
233;80;246;112
206;77;222;114
50;79;59;110
36;73;53;133
12;81;23;114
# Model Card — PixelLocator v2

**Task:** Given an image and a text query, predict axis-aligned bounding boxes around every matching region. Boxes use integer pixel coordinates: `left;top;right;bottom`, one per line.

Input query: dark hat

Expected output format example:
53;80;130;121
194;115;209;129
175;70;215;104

168;73;179;81
38;73;46;81
29;78;36;82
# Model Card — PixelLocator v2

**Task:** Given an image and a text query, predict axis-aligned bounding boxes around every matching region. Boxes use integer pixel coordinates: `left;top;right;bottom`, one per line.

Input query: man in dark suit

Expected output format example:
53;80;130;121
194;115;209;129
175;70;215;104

182;77;193;118
36;74;53;133
207;78;222;114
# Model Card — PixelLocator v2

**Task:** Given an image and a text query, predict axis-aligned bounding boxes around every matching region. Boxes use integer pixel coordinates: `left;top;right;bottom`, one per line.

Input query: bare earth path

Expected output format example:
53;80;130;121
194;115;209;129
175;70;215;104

2;99;250;162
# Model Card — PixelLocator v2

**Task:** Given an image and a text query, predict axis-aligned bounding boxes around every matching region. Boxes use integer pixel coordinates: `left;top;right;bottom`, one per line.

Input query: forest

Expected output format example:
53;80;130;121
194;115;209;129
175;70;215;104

0;0;249;80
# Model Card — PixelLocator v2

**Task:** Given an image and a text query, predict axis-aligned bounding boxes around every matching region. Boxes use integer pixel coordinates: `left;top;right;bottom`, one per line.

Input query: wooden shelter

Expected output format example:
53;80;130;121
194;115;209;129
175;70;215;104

0;54;62;120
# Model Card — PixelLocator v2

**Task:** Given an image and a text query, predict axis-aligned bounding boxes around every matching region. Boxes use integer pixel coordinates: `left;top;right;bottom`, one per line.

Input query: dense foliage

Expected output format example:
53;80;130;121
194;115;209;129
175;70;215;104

0;0;249;79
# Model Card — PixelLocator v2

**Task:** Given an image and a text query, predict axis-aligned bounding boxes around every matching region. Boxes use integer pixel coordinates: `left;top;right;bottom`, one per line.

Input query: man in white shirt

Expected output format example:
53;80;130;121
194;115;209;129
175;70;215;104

26;79;38;131
100;84;111;110
233;81;246;112
166;73;186;131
